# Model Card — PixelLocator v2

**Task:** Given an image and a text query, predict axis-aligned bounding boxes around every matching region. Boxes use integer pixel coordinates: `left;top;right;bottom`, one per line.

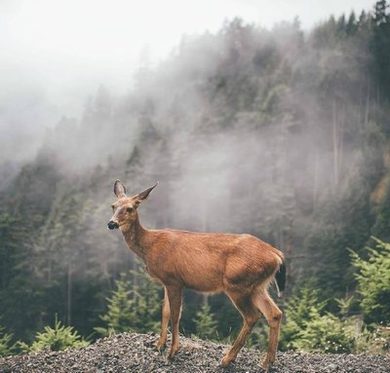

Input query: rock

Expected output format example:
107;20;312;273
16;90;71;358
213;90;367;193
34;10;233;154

325;363;338;371
0;333;389;373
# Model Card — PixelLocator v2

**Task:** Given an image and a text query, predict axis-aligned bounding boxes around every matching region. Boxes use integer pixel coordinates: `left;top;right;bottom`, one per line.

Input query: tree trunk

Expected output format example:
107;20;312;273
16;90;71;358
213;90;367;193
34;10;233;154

332;100;339;191
67;262;72;325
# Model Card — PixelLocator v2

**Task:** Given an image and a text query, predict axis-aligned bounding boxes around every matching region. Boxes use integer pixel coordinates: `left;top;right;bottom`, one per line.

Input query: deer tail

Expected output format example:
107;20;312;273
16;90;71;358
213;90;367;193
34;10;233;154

274;260;286;298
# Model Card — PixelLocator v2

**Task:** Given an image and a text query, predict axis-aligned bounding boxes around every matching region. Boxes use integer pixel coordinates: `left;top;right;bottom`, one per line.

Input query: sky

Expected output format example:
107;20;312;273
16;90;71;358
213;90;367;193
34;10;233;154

0;0;375;133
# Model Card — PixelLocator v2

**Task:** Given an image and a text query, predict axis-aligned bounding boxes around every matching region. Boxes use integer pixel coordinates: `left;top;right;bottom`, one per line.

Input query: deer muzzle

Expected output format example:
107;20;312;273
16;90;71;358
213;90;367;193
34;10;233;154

107;220;119;230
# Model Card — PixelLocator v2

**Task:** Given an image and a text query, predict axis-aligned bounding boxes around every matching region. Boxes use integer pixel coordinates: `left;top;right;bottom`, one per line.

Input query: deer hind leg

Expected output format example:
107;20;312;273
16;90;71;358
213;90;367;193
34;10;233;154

221;290;260;367
252;289;282;371
166;285;183;360
156;286;170;351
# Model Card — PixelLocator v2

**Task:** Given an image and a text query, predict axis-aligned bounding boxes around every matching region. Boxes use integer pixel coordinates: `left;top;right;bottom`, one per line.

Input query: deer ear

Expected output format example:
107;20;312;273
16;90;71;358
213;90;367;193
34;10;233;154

134;182;158;204
114;179;127;198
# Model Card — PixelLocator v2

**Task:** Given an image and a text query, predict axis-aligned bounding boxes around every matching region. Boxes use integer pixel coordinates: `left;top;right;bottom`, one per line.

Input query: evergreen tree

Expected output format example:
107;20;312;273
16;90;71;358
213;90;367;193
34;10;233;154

19;317;89;353
193;302;218;340
372;0;390;99
346;11;357;35
350;238;390;324
280;287;358;353
95;267;162;336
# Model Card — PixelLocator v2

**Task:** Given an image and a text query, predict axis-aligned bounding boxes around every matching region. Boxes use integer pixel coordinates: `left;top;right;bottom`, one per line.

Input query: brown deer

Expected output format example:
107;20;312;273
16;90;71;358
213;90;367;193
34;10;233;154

107;180;286;371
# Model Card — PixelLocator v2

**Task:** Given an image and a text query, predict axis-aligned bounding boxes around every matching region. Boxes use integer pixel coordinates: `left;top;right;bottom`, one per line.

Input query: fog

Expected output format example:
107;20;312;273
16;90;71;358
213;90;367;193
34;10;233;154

0;0;373;166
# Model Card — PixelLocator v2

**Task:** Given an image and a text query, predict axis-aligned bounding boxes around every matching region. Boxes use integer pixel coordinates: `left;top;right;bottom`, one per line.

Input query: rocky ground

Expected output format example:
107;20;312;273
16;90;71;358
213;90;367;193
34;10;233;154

0;333;388;373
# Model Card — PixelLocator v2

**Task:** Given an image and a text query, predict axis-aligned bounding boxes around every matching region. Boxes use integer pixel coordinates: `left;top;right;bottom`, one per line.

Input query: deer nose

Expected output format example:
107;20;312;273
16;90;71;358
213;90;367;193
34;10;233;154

107;221;119;230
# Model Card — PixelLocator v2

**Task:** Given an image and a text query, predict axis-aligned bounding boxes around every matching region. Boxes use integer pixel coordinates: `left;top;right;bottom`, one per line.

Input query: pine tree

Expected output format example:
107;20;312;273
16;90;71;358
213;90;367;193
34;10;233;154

372;1;390;99
350;238;390;324
346;11;357;35
95;267;162;336
18;316;89;353
193;302;218;340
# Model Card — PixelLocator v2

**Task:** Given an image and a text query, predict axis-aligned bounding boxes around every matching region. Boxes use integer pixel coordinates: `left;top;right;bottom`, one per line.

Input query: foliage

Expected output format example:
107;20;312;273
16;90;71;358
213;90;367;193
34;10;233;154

280;287;363;353
350;237;390;324
364;325;390;352
371;0;390;99
280;286;326;350
291;310;355;353
193;302;218;340
0;325;15;357
95;266;162;337
18;317;89;353
279;278;389;353
334;295;355;317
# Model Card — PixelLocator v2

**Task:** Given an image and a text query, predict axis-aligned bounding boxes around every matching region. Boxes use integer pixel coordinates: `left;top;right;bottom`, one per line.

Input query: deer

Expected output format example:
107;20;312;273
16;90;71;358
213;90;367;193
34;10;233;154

107;180;286;372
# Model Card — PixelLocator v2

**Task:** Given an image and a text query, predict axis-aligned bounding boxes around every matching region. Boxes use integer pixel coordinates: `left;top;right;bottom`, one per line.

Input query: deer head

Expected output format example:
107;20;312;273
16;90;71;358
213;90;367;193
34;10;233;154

107;180;158;230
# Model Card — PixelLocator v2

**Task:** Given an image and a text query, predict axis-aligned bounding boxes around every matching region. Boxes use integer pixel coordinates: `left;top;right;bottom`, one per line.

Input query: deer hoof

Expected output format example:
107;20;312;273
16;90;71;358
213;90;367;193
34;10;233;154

155;339;166;352
220;355;233;368
167;345;179;360
261;357;271;372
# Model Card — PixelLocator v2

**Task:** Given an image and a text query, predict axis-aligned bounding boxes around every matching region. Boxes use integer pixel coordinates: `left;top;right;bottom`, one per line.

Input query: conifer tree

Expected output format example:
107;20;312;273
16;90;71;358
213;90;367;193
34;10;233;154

19;317;89;353
95;267;161;336
350;238;390;324
193;302;218;340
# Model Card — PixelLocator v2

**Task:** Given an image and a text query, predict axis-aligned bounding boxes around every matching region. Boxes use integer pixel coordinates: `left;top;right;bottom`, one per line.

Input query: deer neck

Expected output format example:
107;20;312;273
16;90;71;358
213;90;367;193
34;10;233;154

121;214;149;261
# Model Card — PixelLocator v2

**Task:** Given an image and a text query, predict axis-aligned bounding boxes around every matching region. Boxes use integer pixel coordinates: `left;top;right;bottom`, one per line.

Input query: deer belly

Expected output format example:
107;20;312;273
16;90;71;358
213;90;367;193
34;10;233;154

178;260;225;292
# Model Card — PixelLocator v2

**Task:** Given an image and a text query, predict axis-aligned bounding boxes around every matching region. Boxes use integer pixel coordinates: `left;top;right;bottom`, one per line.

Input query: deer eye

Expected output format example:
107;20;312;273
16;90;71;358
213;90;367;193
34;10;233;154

126;207;133;213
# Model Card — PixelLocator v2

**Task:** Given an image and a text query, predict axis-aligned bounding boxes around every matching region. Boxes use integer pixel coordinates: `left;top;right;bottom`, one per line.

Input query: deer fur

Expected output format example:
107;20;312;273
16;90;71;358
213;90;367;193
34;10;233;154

107;180;285;371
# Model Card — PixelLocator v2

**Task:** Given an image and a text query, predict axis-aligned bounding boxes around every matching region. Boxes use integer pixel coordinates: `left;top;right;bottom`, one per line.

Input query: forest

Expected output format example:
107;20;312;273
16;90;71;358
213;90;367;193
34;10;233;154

0;0;389;356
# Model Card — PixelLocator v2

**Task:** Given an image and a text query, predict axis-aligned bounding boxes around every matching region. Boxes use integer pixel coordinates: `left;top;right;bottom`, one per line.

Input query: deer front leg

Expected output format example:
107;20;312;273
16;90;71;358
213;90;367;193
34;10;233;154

166;285;183;360
156;286;170;351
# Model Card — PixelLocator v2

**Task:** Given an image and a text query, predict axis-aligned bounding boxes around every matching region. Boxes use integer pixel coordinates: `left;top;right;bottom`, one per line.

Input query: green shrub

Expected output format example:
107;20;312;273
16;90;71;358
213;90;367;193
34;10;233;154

0;325;15;357
280;286;326;350
292;310;355;353
280;287;356;353
350;237;390;324
95;267;161;337
366;325;390;353
19;317;89;353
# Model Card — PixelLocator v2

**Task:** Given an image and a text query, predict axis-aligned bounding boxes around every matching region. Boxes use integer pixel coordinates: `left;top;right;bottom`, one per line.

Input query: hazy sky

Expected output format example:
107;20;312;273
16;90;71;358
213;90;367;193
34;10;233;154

0;0;375;124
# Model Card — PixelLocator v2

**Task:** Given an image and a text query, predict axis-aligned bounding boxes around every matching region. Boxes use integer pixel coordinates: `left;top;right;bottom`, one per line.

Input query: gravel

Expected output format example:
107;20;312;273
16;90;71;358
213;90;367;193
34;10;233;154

0;332;389;373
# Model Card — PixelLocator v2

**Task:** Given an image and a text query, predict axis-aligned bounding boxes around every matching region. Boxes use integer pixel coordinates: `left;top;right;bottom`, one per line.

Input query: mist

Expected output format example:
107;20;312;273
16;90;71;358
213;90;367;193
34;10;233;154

0;0;373;166
29;16;373;256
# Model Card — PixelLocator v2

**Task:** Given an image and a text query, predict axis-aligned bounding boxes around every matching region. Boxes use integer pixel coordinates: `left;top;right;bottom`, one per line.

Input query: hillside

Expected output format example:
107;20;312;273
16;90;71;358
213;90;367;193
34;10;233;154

0;333;388;373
